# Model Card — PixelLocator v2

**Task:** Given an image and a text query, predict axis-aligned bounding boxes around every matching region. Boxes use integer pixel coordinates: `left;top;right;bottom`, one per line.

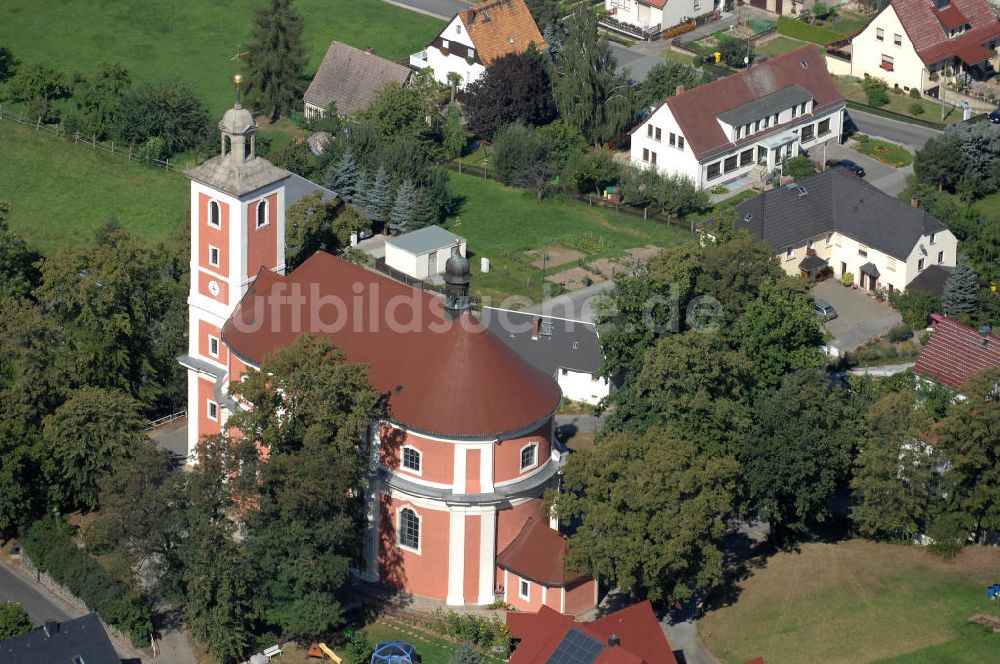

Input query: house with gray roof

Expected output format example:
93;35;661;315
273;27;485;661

482;307;610;405
304;42;411;118
0;613;124;664
733;167;957;293
385;225;466;280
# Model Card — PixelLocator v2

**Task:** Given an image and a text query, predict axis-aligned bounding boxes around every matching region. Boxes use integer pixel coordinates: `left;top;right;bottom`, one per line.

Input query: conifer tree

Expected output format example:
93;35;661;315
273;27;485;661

942;256;979;319
389;178;416;233
353;170;370;209
409;188;437;231
366;167;391;221
325;152;358;202
245;0;307;120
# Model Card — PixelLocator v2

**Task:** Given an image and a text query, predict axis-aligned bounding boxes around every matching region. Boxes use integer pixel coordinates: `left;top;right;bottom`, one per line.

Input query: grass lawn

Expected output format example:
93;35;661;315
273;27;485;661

365;619;506;664
776;16;847;45
854;135;914;166
0;120;188;253
0;0;443;116
444;171;694;304
835;77;963;124
828;11;870;37
971;190;1000;221
699;540;1000;664
662;48;699;67
756;36;812;58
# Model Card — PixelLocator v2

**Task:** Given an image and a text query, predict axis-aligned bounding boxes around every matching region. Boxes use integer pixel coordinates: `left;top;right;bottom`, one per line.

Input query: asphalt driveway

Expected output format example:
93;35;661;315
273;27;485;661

813;279;901;352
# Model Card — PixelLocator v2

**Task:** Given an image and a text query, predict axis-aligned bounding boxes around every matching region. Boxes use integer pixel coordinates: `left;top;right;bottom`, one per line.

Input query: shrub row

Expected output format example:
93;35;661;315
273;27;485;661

776;16;844;45
432;608;511;652
662;22;696;40
21;517;153;646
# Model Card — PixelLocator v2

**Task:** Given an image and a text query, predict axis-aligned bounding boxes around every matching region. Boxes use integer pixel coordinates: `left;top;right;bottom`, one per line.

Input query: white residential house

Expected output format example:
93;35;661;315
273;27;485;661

732;167;958;293
826;0;1000;95
409;0;546;90
630;46;846;190
602;0;716;38
384;226;466;281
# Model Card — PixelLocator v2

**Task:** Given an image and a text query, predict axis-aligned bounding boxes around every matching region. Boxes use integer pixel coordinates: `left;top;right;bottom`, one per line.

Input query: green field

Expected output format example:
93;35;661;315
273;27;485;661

0;120;188;252
443;171;694;304
700;540;1000;664
756;36;812;58
776;15;847;45
0;0;444;115
365;620;506;664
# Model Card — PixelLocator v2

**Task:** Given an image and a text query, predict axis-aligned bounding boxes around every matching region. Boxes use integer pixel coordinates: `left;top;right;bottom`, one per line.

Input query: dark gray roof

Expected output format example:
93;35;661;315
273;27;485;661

717;84;814;126
735;167;949;260
799;254;828;271
481;307;602;376
186;154;289;198
860;261;880;278
0;613;122;664
285;173;337;208
386;225;462;255
304;42;411;116
906;264;954;296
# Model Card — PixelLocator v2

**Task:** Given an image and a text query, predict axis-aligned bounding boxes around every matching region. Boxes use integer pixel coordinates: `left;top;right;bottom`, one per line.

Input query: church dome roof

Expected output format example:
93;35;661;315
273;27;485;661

220;106;255;135
444;248;471;285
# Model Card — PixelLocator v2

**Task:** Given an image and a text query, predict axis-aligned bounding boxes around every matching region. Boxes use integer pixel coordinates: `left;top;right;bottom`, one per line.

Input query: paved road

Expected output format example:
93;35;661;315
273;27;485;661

847;108;940;149
381;0;462;21
523;279;615;323
0;562;75;626
848;362;916;376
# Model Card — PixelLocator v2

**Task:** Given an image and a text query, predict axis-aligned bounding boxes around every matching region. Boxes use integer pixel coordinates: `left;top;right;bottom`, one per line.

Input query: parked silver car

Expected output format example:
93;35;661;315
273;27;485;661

813;299;837;320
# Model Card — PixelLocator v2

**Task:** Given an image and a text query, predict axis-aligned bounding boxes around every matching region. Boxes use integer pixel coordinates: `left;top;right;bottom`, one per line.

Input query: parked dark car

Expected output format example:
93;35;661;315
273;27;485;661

989;108;1000;124
827;159;866;177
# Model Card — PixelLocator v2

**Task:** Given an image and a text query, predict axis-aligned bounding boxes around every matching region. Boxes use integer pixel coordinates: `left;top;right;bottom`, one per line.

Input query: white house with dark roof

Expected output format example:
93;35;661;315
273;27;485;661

827;0;1000;94
733;167;958;292
602;0;715;37
304;41;412;118
630;46;846;190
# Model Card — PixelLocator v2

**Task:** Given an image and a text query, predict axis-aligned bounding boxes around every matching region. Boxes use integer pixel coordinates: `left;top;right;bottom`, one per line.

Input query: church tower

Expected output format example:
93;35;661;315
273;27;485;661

180;75;290;461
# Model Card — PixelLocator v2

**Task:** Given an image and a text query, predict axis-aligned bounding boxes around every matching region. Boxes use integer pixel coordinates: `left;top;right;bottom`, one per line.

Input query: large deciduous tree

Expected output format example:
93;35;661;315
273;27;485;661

491;122;555;201
0;202;37;299
285;192;368;270
114;82;211;156
464;51;555;140
914;135;966;192
554;427;739;602
245;0;307;120
71;63;131;140
635;61;699;111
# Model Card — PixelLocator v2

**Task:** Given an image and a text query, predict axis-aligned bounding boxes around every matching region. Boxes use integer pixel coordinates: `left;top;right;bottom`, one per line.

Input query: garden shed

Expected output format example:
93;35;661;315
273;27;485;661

384;225;466;281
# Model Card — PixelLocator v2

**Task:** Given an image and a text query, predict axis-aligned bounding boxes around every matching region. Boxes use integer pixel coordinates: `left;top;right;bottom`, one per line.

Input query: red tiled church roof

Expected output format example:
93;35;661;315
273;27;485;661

221;252;562;438
645;46;843;162
888;0;1000;65
496;518;587;587
913;314;1000;389
507;601;677;664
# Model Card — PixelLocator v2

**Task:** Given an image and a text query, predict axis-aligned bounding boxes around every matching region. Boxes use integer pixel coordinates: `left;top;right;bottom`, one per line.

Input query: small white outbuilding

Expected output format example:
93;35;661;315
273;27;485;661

384;225;466;280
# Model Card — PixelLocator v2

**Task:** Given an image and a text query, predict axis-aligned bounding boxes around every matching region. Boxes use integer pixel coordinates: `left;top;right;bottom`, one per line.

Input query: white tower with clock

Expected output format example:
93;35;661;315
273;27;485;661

180;75;290;460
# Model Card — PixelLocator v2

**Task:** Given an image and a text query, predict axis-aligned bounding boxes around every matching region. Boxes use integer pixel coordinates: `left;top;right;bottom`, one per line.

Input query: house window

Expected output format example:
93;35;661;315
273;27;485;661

762;116;769;128
256;199;269;228
735;127;741;140
669;132;676;146
876;28;884;41
818;118;831;135
209;246;220;267
938;251;944;264
441;39;449;49
208;200;221;228
887;257;896;271
757;146;767;162
655;127;662;141
402;446;421;473
209;336;220;357
456;24;462;34
754;120;760;131
929;233;936;245
807;239;814;250
894;33;902;46
207;400;218;421
642;148;650;162
785;247;794;259
740;148;754;166
677;136;684;150
519;579;530;600
520;443;538;471
647;124;653;138
398;507;420;551
773;113;778;125
723;155;738;173
881;55;894;71
792;105;798;119
826;232;834;246
802;124;815;141
694;0;700;8
707;162;721;180
918;258;925;271
858;247;868;258
650;151;657;165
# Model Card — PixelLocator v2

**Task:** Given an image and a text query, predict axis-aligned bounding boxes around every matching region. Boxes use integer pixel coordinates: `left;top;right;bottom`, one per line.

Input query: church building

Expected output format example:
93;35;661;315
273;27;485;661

179;79;596;612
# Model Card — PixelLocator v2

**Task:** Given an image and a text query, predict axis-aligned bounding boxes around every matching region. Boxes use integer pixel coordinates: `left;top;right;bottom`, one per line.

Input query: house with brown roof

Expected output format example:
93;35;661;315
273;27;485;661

507;600;678;664
914;314;1000;390
409;0;546;90
630;46;845;190
826;0;1000;95
601;0;715;40
304;41;412;118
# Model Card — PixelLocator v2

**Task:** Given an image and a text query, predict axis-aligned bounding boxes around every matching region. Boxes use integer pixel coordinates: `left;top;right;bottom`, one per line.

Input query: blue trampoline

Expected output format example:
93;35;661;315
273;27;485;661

371;641;416;664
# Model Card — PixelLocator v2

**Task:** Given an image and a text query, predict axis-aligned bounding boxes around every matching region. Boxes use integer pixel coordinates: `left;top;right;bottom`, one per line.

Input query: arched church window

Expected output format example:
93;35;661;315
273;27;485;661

256;199;269;228
209;200;221;228
223;135;232;156
398;507;420;551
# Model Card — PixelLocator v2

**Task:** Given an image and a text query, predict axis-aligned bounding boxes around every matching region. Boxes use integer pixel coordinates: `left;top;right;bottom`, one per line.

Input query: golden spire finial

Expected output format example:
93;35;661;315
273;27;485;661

232;74;244;109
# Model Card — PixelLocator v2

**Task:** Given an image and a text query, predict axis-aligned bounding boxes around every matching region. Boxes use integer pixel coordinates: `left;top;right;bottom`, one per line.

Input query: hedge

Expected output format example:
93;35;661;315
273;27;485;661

21;517;153;646
776;16;844;45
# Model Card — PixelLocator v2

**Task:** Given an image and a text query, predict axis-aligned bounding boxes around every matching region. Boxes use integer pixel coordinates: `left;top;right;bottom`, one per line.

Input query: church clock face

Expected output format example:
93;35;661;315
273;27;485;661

208;280;221;296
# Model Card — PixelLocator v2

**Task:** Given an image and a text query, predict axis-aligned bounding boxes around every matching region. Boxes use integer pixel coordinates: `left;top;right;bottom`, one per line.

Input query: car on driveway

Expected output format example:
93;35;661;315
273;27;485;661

826;159;865;177
813;299;837;320
990;108;1000;124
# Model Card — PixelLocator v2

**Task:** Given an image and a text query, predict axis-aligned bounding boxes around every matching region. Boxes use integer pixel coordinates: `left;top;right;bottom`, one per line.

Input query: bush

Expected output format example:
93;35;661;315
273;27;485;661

114;82;211;157
891;289;940;329
433;609;511;653
861;77;890;107
717;34;754;68
784;155;816;179
888;323;913;342
842;271;855;287
909;88;921;99
813;1;836;20
566;149;622;194
451;643;484;664
7;63;70;103
21;517;153;646
344;630;373;664
0;603;32;639
909;102;925;116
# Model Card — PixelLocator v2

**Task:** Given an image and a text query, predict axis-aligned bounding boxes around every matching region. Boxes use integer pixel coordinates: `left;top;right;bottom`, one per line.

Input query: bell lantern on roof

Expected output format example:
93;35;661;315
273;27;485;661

219;74;257;163
444;238;471;313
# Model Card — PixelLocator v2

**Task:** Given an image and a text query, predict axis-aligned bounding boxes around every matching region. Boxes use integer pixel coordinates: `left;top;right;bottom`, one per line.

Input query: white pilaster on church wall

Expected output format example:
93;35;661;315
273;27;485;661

478;508;496;604
446;510;466;605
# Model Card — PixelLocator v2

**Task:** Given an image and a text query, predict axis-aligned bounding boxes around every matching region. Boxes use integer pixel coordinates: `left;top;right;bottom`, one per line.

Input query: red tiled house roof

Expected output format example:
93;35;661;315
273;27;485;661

641;46;843;162
496;518;588;587
507;601;678;664
913;314;1000;389
888;0;1000;65
221;252;562;438
457;0;547;66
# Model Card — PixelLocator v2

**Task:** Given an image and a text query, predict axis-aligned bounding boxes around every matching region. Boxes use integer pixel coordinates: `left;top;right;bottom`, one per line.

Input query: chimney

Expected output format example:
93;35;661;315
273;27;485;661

531;317;540;340
608;634;621;648
911;196;919;208
979;325;992;347
365;46;374;54
676;84;685;95
43;620;58;638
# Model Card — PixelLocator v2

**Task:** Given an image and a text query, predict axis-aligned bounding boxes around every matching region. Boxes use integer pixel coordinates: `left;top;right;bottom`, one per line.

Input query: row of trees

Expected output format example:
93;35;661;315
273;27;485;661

551;234;1000;604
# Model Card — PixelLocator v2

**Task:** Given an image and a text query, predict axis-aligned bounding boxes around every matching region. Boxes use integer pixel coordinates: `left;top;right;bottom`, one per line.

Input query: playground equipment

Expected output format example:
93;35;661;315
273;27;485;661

988;584;1000;599
307;643;343;662
371;641;416;664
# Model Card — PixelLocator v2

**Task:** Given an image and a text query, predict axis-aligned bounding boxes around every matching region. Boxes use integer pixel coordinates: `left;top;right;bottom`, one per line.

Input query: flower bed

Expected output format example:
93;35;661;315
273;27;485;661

853;134;913;167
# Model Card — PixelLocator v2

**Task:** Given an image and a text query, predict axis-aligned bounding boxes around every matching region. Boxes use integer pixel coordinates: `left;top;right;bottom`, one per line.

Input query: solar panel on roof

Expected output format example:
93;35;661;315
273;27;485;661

547;628;604;664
